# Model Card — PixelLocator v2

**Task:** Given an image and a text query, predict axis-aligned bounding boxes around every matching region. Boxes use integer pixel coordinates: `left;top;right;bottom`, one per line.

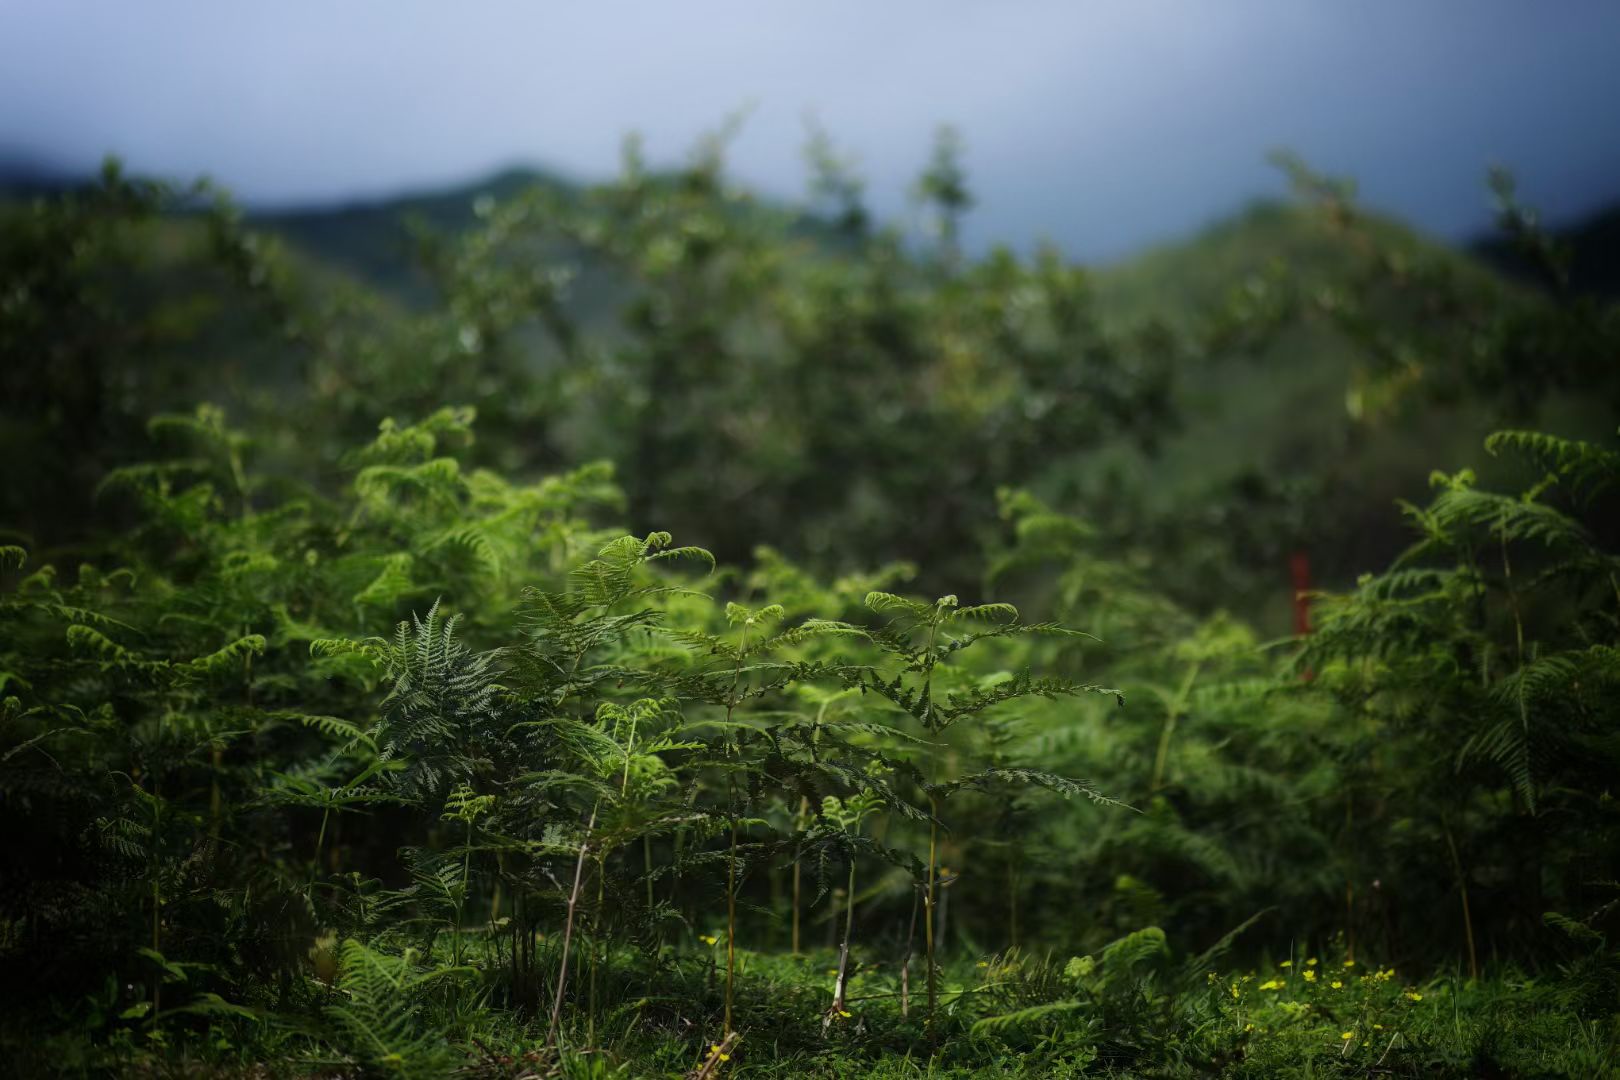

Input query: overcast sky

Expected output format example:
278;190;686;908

3;1;1618;260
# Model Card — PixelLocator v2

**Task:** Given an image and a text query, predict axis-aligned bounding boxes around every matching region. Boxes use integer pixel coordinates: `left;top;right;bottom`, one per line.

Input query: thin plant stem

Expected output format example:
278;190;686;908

921;604;943;1049
1151;660;1201;792
726;796;737;1035
547;801;598;1049
1443;819;1480;981
831;856;857;1009
792;694;835;955
644;835;654;912
454;816;473;967
722;620;749;1037
151;773;162;1014
1008;855;1019;951
309;802;331;897
589;851;605;1046
791;795;808;955
900;885;918;1018
925;795;938;1045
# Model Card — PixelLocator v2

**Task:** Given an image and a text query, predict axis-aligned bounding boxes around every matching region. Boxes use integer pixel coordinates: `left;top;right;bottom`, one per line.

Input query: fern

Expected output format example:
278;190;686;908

970;999;1089;1040
323;939;463;1078
1486;429;1620;498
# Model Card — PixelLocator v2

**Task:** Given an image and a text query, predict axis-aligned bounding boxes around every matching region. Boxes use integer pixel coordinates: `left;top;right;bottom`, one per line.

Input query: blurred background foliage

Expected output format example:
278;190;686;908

6;134;1614;624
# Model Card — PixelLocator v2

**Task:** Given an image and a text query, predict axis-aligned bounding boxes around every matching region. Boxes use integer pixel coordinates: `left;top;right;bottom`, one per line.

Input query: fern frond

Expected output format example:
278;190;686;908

970;999;1088;1039
295;713;377;751
323;939;461;1079
65;625;168;676
180;634;266;680
936;766;1128;808
1487;429;1620;498
952;602;1019;623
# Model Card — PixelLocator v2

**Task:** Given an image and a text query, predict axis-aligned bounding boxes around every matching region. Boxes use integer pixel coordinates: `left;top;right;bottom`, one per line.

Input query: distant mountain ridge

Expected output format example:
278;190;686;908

250;166;578;302
0;147;83;196
4;154;1612;627
8;154;1617;298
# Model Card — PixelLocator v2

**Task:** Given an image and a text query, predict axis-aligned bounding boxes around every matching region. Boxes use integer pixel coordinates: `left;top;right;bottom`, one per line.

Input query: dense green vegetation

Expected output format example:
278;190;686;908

3;131;1618;1077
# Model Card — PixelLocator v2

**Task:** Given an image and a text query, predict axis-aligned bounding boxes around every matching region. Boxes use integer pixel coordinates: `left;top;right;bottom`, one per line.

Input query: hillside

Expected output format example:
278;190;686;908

251;166;576;304
7;163;1611;626
1086;199;1612;622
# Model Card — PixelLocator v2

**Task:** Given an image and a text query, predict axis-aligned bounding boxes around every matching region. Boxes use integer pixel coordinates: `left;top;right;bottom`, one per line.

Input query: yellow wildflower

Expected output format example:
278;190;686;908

1306;958;1318;967
1259;978;1284;990
1373;1024;1384;1031
1279;960;1293;969
1340;1031;1354;1041
1302;969;1317;983
838;1010;851;1018
719;1053;731;1062
700;934;718;946
1405;991;1423;1001
1330;980;1343;989
1229;983;1240;999
1343;959;1355;968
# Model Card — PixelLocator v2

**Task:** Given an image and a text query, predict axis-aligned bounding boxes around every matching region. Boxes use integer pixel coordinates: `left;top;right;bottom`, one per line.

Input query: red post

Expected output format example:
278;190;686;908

1290;550;1315;682
1289;551;1312;637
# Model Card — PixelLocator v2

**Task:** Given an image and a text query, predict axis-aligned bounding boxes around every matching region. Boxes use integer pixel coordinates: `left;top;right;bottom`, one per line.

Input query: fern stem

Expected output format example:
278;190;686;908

791;697;830;955
589;708;639;1045
1151;660;1201;792
1344;789;1355;963
589;851;605;1047
491;852;504;929
1442;819;1480;982
725;798;738;1036
925;794;938;1046
148;766;163;1015
543;642;595;1041
1499;519;1534;812
722;620;748;1037
546;801;598;1049
922;606;943;1049
309;802;332;896
453;817;472;968
791;795;808;955
1008;856;1019;951
831;855;857;1010
900;884;918;1018
644;835;655;913
209;745;223;842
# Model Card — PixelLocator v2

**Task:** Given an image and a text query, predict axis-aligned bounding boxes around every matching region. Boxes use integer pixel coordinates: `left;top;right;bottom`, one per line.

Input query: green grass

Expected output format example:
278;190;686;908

19;936;1614;1078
